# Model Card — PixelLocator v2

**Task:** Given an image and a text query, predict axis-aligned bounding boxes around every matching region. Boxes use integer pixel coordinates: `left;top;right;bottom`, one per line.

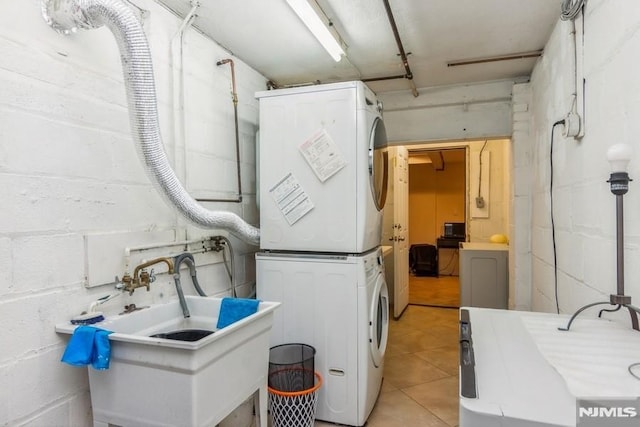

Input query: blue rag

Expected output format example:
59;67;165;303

61;326;114;370
216;297;260;329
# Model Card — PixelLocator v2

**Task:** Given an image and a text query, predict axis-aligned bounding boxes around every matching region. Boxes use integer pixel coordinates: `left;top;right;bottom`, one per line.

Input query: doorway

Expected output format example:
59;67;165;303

408;148;466;308
383;139;512;310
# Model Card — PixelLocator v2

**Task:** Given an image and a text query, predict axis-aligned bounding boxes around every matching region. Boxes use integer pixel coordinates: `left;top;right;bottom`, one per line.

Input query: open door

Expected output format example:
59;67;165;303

392;146;409;318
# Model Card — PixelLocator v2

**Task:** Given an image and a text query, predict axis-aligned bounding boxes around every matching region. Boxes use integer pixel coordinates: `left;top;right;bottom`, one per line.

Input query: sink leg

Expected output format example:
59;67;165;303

254;385;268;427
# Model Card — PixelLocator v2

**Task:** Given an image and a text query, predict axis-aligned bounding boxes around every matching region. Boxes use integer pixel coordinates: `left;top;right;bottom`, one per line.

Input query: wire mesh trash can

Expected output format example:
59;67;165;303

268;343;316;392
268;371;322;427
268;344;321;427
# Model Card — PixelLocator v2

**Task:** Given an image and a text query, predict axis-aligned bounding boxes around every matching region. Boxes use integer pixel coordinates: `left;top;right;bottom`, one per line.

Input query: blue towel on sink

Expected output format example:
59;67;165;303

61;326;114;370
216;297;260;329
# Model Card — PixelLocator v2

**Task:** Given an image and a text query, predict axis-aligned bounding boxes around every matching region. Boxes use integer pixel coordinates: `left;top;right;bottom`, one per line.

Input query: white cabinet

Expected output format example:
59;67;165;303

459;243;508;309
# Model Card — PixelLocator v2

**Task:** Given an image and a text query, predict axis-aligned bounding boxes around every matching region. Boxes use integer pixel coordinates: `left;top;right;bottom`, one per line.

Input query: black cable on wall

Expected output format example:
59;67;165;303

550;119;566;314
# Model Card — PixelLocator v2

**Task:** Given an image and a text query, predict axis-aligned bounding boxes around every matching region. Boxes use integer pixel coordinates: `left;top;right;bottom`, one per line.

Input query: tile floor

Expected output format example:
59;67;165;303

409;275;460;308
315;275;461;427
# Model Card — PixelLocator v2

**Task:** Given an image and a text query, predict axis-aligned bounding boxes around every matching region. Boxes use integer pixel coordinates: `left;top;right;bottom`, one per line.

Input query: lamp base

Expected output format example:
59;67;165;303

558;299;640;332
610;294;632;305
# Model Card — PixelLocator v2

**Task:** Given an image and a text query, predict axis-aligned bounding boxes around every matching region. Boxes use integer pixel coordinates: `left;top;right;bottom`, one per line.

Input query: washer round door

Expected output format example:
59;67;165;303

369;272;389;368
368;117;388;211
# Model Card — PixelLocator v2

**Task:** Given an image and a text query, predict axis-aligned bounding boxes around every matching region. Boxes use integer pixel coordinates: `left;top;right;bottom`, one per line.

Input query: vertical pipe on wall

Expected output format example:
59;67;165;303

195;58;245;203
171;2;199;213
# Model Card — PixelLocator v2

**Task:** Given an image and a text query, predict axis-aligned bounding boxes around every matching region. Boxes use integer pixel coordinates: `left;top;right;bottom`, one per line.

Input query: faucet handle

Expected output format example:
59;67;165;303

139;269;151;291
148;268;157;284
122;273;135;295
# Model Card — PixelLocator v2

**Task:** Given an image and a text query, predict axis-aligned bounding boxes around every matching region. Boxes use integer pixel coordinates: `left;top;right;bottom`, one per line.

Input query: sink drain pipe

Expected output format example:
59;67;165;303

41;0;260;246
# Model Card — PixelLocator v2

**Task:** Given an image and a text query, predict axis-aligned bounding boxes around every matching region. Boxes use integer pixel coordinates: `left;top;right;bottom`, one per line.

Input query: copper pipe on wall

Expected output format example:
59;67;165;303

382;0;419;97
197;58;244;203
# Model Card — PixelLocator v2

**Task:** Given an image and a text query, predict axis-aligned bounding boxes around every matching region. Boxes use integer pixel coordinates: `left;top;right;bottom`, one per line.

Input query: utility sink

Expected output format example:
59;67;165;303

56;296;280;427
149;328;214;341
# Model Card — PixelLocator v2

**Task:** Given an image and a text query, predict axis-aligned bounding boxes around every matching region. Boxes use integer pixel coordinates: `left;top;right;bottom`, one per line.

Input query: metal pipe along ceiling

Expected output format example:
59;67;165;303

381;0;419;97
41;0;260;245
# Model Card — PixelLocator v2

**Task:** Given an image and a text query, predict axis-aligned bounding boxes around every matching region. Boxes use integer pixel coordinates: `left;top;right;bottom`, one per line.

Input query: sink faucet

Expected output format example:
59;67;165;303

173;253;195;318
122;257;175;295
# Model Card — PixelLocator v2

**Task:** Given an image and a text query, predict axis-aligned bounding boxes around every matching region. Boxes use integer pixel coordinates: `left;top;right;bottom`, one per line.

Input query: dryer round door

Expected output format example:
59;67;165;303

368;117;388;211
369;272;389;368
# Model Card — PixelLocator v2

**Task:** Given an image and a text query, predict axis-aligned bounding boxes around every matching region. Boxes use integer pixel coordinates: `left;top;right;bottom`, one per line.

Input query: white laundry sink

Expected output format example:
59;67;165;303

56;296;280;427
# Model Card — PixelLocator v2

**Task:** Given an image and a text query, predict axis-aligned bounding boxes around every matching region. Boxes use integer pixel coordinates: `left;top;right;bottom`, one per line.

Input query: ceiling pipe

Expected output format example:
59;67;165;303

361;74;407;83
381;0;419;97
447;50;543;67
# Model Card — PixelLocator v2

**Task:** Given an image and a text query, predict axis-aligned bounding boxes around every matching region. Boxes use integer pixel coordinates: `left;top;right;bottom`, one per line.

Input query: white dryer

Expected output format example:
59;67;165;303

256;81;388;253
256;248;389;426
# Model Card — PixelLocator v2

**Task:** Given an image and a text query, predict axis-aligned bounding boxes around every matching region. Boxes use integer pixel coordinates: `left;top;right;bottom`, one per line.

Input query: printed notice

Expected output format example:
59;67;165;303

299;129;346;182
269;173;314;225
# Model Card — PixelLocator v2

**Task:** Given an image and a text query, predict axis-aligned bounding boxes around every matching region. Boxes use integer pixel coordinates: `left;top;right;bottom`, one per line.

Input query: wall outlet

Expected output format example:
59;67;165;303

562;112;581;138
475;196;485;208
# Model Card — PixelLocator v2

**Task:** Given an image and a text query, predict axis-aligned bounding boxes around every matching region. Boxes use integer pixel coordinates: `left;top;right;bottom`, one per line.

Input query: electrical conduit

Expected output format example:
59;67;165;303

41;0;260;245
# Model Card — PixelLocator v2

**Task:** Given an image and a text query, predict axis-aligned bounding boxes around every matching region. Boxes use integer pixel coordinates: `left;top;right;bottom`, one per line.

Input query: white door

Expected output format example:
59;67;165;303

393;146;409;319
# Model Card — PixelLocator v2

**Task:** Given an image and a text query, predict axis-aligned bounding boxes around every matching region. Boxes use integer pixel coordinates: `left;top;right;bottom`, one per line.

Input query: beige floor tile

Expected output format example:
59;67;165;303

399;307;458;330
410;275;460;308
389;329;455;354
384;353;450;389
365;389;450;427
402;376;460;427
380;377;398;393
415;347;460;376
388;316;422;337
426;328;460;350
384;341;410;358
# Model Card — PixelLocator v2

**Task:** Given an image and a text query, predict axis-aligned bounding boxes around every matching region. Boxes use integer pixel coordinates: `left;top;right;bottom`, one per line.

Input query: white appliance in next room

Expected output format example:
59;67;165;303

256;81;388;253
256;248;389;426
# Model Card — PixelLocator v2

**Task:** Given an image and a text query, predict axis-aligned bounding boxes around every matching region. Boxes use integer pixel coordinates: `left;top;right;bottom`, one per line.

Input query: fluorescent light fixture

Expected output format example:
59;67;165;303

286;0;345;62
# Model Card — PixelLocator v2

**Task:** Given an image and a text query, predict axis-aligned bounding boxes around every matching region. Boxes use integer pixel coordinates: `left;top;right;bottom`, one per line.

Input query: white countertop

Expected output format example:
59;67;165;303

460;242;508;251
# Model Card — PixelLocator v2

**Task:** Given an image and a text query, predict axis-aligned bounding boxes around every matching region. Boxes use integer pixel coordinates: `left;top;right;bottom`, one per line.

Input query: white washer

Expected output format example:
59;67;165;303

256;81;388;253
256;248;389;426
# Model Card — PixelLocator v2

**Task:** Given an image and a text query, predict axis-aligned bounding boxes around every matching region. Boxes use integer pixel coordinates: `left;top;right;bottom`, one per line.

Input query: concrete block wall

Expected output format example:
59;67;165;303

380;79;518;143
528;0;640;317
0;1;266;425
510;82;533;310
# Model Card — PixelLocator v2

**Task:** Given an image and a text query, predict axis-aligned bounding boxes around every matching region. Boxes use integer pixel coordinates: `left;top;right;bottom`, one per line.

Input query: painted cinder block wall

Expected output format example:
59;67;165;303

1;1;265;425
527;0;640;317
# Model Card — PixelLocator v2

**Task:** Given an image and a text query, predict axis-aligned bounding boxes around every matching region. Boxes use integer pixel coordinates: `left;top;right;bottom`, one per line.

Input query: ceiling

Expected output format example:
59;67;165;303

409;149;465;167
156;0;561;95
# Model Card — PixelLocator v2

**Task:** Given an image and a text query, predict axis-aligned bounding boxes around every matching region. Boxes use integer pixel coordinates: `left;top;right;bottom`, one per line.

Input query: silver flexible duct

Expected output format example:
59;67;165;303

41;0;260;245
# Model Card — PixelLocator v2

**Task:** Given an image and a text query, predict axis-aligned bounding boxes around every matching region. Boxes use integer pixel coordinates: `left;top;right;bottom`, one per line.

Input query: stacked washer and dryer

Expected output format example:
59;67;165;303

255;81;390;426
